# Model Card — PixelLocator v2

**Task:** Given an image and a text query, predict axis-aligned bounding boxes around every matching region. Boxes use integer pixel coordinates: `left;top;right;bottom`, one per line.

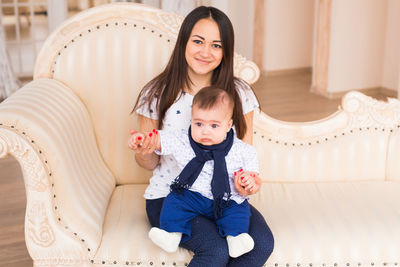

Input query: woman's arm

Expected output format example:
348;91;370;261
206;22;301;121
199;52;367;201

242;111;254;145
236;110;262;195
133;115;160;171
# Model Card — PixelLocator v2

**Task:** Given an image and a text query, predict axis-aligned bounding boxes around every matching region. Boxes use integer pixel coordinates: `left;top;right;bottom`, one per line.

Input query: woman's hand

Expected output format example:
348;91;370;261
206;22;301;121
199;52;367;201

234;169;262;196
128;129;160;155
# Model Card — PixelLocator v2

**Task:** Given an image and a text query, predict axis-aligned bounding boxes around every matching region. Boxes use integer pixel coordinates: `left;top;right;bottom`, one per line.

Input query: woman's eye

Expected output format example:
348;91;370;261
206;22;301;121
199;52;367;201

211;124;219;128
193;39;203;44
212;43;222;49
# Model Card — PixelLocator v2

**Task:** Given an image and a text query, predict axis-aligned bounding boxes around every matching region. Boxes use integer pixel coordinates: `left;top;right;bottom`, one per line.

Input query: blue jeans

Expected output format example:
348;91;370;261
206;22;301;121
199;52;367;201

146;197;274;267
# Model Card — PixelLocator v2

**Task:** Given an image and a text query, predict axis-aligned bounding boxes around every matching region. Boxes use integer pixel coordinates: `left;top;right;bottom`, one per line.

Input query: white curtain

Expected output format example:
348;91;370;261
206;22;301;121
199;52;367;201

0;12;20;100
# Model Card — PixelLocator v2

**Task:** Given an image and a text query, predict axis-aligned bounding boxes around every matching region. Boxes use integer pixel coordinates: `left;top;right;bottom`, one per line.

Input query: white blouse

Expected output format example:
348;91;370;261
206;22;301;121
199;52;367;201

136;80;259;200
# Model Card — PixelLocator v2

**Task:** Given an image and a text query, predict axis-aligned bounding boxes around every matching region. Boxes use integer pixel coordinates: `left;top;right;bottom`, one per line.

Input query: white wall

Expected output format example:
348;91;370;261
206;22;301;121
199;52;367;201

382;0;400;91
211;0;254;61
327;0;388;93
264;0;315;72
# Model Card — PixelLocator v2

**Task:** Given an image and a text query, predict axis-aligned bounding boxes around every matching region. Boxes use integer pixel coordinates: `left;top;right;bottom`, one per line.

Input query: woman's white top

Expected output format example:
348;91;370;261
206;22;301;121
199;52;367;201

136;80;259;200
155;129;259;204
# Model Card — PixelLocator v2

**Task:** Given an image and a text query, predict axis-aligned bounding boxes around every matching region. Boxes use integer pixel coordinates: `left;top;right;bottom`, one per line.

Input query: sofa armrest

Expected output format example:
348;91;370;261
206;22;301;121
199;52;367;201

0;79;115;262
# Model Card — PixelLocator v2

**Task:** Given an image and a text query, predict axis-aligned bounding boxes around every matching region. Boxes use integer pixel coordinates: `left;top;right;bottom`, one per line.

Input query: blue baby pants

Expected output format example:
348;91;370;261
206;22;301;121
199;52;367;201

160;190;250;242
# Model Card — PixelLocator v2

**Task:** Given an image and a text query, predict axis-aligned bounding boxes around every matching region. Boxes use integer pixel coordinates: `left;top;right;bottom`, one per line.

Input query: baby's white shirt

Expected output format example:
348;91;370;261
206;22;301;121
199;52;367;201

156;129;259;204
136;80;259;200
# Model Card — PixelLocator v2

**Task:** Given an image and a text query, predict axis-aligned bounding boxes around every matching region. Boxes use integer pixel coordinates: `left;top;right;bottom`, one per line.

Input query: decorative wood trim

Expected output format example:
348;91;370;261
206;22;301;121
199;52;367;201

311;0;332;96
253;0;265;71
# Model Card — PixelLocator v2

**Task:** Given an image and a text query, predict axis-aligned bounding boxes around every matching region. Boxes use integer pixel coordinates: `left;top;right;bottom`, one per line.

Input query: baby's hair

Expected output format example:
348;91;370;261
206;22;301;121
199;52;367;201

192;86;234;115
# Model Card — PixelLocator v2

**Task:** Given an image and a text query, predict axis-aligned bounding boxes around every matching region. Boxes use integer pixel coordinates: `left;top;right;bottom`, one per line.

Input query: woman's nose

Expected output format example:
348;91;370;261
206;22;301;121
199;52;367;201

200;44;211;57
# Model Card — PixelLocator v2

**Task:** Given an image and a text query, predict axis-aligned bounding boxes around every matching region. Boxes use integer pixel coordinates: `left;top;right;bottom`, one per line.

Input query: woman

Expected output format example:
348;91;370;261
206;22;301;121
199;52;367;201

131;6;274;267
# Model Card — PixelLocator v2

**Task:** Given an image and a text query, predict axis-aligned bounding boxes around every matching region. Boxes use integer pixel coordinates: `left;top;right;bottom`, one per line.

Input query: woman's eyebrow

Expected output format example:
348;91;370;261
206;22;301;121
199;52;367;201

192;34;221;43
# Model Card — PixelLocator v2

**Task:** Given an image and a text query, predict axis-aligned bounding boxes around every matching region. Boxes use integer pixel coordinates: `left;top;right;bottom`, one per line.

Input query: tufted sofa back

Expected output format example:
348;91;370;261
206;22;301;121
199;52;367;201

253;92;400;182
33;3;260;185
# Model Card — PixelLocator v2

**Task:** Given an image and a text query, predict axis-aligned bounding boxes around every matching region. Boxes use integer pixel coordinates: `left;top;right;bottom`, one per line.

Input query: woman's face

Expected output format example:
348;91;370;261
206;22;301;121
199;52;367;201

185;18;223;77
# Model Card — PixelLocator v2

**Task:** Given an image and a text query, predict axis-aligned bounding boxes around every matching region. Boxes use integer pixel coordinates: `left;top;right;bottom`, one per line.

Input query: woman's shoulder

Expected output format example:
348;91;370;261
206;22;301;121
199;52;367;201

233;77;259;113
234;77;252;91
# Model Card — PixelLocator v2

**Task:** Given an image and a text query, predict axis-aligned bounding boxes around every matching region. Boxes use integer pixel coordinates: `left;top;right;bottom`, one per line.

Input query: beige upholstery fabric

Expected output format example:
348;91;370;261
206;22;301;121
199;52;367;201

0;78;115;253
387;129;400;181
90;182;400;266
250;181;400;266
93;184;193;266
253;110;390;182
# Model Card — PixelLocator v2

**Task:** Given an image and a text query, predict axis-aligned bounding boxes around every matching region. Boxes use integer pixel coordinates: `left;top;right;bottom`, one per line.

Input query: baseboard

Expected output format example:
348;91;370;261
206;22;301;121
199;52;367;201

263;67;312;77
311;86;398;99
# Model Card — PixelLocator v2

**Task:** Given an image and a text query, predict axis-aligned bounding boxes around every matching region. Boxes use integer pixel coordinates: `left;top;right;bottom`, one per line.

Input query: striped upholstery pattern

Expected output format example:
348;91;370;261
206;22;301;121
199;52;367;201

250;181;400;266
51;19;174;185
253;109;390;182
0;78;115;251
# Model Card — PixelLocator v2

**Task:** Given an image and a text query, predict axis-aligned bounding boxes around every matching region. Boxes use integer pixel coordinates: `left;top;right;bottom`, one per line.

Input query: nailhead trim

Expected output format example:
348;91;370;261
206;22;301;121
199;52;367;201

265;263;400;267
253;125;400;146
51;21;174;75
0;123;94;256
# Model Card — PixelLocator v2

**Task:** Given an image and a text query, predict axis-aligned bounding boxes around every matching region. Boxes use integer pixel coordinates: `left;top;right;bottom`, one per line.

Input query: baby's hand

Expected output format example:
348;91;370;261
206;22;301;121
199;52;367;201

128;129;160;154
127;129;145;151
234;169;260;193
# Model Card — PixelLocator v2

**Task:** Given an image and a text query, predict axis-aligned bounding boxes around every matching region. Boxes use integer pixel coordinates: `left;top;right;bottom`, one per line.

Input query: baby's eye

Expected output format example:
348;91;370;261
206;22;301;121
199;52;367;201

211;124;219;128
196;122;202;127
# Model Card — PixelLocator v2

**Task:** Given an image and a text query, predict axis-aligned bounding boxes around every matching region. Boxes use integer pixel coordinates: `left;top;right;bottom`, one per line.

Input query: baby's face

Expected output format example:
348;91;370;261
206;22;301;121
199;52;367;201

191;103;233;146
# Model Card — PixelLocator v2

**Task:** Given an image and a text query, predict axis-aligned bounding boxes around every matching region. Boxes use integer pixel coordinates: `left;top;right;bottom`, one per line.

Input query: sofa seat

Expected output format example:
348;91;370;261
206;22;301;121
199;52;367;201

93;182;400;267
251;181;400;267
92;184;193;266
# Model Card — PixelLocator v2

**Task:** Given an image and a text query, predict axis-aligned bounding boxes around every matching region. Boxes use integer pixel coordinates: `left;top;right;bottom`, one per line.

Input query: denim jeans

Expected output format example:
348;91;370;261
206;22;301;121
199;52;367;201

146;197;274;267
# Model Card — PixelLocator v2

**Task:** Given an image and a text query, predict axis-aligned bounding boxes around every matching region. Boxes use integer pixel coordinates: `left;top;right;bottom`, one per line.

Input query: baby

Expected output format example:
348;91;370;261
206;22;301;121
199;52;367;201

128;86;260;258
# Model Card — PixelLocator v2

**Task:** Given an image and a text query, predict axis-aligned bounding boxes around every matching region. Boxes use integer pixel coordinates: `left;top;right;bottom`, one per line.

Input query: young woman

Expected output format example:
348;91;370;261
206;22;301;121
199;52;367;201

130;5;274;267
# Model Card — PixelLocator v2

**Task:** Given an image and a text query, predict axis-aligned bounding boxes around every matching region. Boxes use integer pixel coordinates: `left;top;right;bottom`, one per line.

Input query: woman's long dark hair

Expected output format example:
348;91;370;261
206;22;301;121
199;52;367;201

133;6;248;139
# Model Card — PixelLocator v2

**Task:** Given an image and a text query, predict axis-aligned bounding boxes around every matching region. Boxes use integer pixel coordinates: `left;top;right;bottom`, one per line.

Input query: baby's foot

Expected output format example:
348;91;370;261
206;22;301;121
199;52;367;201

148;227;182;253
226;233;254;258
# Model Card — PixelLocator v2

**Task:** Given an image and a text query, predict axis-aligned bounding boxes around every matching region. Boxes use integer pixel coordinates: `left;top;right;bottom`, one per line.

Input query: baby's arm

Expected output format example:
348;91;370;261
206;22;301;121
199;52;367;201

233;144;261;195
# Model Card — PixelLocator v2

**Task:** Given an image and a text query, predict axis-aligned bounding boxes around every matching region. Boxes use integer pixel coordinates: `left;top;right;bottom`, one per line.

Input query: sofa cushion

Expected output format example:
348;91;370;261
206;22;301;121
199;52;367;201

251;181;400;266
93;184;193;266
94;182;400;266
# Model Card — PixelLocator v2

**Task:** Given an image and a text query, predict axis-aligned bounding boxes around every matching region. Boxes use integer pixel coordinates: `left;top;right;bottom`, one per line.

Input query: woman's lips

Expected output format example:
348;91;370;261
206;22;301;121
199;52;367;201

195;58;211;64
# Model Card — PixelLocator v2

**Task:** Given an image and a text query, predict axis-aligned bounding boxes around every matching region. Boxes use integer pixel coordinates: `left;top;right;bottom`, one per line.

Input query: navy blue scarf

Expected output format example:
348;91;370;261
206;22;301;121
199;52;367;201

170;127;234;218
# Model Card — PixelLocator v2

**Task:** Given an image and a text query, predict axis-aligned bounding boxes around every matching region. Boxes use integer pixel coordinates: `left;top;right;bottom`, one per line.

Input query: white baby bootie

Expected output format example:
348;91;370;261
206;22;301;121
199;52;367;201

226;233;255;258
148;227;182;253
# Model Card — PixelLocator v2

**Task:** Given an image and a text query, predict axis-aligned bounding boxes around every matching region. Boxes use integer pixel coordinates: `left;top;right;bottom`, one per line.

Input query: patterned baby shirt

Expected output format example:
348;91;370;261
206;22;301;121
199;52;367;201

135;79;259;200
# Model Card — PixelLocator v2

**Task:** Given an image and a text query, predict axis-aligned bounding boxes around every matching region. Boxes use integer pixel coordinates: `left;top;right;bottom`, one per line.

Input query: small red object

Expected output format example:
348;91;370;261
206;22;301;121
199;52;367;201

137;136;142;140
241;176;244;180
156;130;158;135
149;133;153;137
239;168;243;172
234;172;237;175
152;129;156;133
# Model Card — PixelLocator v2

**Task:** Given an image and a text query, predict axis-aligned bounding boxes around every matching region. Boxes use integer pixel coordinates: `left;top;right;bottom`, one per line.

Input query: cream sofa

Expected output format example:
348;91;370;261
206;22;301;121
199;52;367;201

0;3;399;267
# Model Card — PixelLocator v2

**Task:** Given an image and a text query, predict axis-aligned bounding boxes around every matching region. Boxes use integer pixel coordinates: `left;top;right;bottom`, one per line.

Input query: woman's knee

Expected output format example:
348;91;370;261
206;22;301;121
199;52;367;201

181;216;230;266
249;205;275;263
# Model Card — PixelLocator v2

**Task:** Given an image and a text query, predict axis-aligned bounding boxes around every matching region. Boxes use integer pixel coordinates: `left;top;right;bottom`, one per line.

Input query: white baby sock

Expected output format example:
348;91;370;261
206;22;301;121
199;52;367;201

226;233;255;258
148;227;182;253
